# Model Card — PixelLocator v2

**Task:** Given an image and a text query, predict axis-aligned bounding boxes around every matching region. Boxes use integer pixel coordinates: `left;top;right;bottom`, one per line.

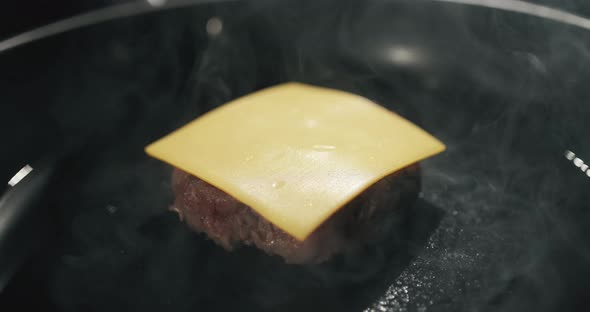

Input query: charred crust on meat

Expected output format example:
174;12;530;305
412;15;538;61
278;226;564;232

169;164;421;264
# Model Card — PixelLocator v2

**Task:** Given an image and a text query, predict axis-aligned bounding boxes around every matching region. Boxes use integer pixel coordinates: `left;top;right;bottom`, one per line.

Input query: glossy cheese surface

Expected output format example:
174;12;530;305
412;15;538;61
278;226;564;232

145;83;445;240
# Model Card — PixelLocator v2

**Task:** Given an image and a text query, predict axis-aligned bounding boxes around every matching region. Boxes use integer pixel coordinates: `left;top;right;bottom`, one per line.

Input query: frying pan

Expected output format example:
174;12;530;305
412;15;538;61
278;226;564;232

1;0;590;311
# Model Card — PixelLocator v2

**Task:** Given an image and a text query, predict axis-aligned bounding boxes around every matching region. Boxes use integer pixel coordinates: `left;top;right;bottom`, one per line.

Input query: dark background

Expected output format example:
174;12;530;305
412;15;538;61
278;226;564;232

1;1;590;312
2;0;590;39
0;1;122;39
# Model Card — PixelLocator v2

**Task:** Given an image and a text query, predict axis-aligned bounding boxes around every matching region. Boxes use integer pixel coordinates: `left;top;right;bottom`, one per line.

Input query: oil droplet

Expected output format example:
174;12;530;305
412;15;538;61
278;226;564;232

312;144;336;152
244;155;254;162
272;180;285;189
206;17;223;37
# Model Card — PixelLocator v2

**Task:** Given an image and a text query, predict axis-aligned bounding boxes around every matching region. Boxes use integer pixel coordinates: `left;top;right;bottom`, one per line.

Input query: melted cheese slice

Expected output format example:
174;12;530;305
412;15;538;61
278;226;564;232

145;82;445;240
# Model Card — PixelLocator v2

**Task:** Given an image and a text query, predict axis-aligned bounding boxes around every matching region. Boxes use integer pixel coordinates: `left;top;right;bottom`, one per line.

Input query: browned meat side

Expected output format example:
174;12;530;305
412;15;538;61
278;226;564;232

170;165;421;264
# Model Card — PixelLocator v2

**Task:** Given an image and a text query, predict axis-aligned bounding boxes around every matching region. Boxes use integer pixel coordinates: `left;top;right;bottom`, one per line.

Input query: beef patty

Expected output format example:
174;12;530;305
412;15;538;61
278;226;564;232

170;164;421;264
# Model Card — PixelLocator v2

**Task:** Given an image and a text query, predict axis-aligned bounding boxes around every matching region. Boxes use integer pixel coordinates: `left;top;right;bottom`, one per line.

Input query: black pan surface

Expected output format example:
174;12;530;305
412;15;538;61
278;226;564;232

1;0;590;311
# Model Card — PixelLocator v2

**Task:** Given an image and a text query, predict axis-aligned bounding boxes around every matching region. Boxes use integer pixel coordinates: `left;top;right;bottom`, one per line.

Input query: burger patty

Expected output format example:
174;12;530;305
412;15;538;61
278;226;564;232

170;165;421;264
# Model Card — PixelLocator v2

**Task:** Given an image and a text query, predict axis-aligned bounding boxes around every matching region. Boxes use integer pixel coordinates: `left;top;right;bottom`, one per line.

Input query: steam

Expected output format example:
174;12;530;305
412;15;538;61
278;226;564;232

3;0;587;311
0;0;236;52
436;0;590;30
3;0;590;53
365;141;584;311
